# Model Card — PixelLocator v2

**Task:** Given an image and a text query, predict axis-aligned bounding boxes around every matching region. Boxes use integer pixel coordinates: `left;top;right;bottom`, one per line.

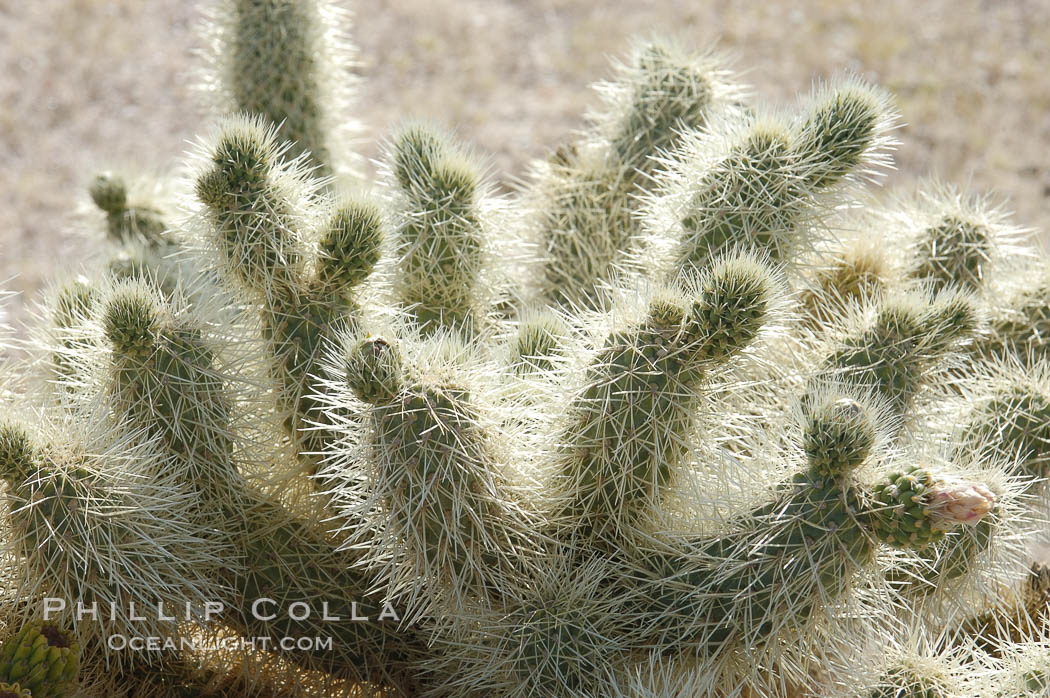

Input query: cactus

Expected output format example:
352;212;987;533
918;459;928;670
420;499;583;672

3;2;1050;697
527;40;741;310
384;123;492;334
0;684;31;698
0;621;79;698
199;0;359;180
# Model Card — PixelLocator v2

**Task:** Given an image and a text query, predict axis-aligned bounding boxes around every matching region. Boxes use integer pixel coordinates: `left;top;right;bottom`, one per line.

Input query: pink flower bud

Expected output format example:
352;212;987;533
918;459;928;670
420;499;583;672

926;478;996;529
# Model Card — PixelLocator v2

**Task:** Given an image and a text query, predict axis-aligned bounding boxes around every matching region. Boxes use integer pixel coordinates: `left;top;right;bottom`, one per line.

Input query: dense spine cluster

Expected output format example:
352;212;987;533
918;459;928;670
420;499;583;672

1;2;1049;697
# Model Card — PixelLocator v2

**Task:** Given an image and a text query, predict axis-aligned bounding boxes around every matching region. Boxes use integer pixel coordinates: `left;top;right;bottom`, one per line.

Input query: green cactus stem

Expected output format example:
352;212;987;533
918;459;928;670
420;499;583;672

629;392;994;656
552;254;773;545
672;79;893;275
98;286;424;686
89;173;168;247
535;41;732;310
344;335;538;616
387;124;486;333
824;290;977;415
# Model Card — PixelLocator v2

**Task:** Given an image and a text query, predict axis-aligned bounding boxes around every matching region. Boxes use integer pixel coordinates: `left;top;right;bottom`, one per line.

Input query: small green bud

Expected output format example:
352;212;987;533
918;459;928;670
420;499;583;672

804;396;876;477
687;255;771;362
317;200;384;293
88;173;127;214
511;313;569;373
869;466;994;549
870;466;944;549
913;215;992;292
345;336;404;404
0;423;35;486
646;296;688;332
795;81;888;188
102;284;163;359
194;167;234;211
89;173;168;244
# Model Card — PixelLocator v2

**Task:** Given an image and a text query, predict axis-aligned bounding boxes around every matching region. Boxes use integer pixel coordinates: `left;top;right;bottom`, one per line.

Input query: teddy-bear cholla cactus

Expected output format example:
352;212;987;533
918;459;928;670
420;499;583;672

1;1;1049;697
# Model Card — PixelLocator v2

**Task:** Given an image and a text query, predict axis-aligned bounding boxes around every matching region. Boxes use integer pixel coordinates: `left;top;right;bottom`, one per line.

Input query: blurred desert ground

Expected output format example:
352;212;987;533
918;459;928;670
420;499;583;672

2;0;1050;331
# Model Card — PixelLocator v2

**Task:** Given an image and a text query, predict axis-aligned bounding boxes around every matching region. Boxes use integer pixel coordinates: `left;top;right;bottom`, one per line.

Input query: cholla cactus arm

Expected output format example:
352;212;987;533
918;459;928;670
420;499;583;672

603;42;723;179
824;290;978;415
196;116;380;473
194;116;308;297
84;172;193;304
316;198;383;298
552;254;773;546
203;0;359;179
342;336;539;618
89;173;168;247
957;562;1050;654
673;116;797;272
630;391;994;662
978;273;1050;363
0;421;223;661
668;79;894;275
264;198;383;474
531;146;636;310
533;42;734;310
793;80;895;189
865;466;995;549
98;283;425;687
964;379;1050;485
386;124;487;334
45;279;98;392
101;282;243;492
901;184;1025;295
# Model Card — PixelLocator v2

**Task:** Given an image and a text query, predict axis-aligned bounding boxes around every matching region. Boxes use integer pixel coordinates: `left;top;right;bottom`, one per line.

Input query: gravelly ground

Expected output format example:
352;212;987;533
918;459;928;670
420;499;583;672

2;0;1049;330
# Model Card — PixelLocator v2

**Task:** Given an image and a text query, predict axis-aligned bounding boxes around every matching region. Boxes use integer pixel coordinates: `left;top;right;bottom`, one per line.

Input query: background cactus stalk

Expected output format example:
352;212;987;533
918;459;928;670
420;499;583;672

1;2;1049;697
